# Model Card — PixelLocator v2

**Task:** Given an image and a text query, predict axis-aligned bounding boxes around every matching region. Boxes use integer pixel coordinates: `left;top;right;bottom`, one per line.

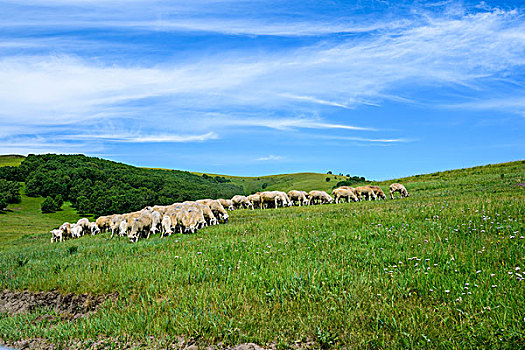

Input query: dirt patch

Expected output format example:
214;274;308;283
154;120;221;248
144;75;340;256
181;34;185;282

1;337;316;350
0;289;117;320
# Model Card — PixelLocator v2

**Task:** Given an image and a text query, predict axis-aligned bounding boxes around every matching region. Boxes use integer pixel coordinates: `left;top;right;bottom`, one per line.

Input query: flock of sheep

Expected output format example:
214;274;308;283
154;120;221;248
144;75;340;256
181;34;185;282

50;183;409;243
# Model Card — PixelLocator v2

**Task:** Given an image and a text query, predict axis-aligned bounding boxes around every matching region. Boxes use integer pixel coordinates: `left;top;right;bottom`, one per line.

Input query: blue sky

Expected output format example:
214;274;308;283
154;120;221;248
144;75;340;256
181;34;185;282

0;0;524;180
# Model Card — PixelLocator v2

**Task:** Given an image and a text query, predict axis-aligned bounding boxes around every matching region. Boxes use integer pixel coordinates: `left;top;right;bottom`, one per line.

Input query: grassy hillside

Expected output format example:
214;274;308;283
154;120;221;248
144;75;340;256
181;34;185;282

0;155;25;167
0;160;523;348
192;172;354;194
3;154;356;194
0;185;82;249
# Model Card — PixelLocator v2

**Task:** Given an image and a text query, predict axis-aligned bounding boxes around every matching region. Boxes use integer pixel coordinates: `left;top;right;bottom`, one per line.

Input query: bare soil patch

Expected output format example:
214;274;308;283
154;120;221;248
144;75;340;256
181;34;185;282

0;289;117;319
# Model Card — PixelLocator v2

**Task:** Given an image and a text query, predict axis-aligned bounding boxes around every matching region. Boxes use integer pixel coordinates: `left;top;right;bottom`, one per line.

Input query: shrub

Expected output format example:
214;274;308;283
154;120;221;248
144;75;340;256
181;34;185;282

41;196;57;213
325;177;331;182
0;179;21;204
0;195;7;211
54;194;64;211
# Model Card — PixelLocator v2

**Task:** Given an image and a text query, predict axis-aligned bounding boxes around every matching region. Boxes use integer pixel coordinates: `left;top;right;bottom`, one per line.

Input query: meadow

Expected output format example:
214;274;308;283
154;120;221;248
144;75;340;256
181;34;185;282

0;160;524;349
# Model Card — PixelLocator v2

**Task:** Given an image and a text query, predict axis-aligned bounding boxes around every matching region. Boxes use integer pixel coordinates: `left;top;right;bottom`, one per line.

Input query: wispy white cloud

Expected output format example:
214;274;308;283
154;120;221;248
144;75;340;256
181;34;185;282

204;115;374;131
443;97;525;114
60;131;219;143
256;155;284;161
0;0;407;37
316;135;413;143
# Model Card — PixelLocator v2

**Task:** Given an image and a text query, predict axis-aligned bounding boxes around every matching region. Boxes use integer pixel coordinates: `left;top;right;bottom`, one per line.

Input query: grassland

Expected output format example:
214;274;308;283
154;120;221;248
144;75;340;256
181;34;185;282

0;155;25;167
0;160;524;349
186;171;351;194
0;190;82;249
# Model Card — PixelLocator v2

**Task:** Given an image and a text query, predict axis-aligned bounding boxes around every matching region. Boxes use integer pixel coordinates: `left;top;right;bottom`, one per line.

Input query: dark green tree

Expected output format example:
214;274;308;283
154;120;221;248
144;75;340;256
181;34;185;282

0;195;7;211
41;196;56;213
54;194;64;210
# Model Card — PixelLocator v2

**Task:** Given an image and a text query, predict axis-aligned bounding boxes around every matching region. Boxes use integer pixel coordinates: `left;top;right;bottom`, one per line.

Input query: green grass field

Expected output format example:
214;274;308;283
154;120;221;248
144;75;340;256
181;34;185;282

200;172;352;194
169;170;352;194
0;155;25;167
0;160;524;348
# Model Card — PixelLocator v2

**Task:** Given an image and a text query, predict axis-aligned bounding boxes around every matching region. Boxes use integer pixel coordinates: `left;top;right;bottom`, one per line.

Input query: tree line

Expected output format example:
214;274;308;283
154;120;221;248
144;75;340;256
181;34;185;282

0;154;242;216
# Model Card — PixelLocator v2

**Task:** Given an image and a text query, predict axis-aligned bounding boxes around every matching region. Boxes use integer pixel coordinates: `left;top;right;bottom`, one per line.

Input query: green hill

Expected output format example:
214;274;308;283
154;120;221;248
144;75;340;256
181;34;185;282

0;154;243;216
192;171;359;193
0;154;25;167
0;158;523;348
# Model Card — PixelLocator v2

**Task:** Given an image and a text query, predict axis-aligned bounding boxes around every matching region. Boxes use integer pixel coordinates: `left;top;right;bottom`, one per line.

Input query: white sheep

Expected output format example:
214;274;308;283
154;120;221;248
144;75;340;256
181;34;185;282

287;190;308;206
390;183;409;199
308;190;333;205
50;229;64;243
247;194;262;209
76;218;90;236
161;214;172;237
90;222;100;235
355;186;377;201
332;187;359;203
367;185;387;200
231;195;253;210
70;224;83;239
218;199;235;211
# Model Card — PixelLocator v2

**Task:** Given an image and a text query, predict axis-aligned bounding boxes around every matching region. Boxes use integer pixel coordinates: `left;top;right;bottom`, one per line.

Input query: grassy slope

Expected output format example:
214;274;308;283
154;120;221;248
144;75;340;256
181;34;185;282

190;172;353;194
0;155;25;167
0;193;82;249
0;156;81;248
0;160;523;348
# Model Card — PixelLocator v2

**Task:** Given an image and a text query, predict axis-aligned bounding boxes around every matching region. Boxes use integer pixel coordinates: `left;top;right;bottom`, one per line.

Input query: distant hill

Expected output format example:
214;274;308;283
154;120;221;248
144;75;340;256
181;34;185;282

0;154;243;216
190;171;363;194
0;155;25;167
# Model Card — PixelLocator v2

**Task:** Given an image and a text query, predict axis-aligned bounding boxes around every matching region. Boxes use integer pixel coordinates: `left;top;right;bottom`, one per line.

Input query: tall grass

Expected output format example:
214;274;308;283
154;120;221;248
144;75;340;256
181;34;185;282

0;161;523;348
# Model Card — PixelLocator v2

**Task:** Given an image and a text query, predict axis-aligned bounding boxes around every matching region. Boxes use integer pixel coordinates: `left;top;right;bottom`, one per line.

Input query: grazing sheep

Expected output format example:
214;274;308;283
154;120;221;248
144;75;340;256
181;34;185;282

308;190;333;205
287;190;308;206
183;201;215;226
247;194;262;209
70;224;83;239
275;191;293;207
161;215;172;237
90;222;100;235
355;186;377;201
152;205;169;217
259;191;284;209
110;215;124;238
128;213;153;242
231;195;253;210
218;198;234;211
332;187;359;203
50;229;64;243
173;210;191;233
119;220;128;237
390;183;409;199
367;185;386;200
195;203;218;226
95;215;112;233
76;218;90;236
167;209;193;234
150;210;162;236
187;209;206;233
59;222;72;239
197;199;228;223
209;200;229;223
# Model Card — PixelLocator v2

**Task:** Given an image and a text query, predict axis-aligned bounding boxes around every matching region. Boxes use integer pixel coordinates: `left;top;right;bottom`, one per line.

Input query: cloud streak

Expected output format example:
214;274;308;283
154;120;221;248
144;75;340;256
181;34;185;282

256;155;284;161
60;132;219;143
